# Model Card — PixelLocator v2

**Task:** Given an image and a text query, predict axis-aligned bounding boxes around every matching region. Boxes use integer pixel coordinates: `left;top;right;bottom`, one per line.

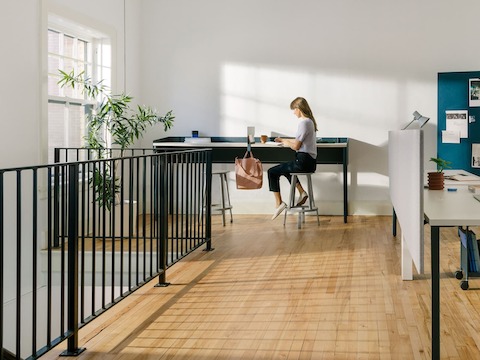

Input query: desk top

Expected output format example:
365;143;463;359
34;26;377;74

153;141;347;148
153;136;348;165
153;136;348;149
424;187;480;226
443;169;480;186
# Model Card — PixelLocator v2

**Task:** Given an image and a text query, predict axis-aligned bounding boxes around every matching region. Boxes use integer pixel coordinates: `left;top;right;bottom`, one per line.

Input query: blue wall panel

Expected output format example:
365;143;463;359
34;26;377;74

438;71;480;175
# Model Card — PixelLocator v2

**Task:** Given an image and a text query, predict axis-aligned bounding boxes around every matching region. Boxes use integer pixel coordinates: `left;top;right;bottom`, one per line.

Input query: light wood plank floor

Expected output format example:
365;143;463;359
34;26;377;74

43;215;480;359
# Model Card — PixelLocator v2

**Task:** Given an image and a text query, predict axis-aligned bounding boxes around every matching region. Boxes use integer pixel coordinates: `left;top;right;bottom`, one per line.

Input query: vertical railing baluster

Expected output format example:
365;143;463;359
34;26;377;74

149;156;154;276
101;160;107;309
142;156;147;280
53;152;60;249
135;158;140;285
80;163;86;322
128;157;133;290
186;154;189;249
0;172;4;359
61;163;85;356
60;164;66;336
153;155;159;275
205;151;213;251
91;161;97;319
47;167;53;346
155;154;170;287
32;169;38;356
110;158;116;303
200;152;206;242
16;170;22;358
176;156;181;259
120;158;125;295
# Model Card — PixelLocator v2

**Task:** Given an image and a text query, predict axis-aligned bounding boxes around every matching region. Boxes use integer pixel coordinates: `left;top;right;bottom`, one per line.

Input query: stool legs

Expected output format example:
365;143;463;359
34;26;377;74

212;171;233;226
306;174;320;226
283;173;319;229
219;172;233;226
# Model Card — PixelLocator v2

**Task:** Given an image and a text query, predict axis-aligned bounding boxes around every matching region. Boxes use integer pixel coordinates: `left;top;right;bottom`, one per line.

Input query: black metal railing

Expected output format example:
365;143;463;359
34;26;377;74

0;148;212;359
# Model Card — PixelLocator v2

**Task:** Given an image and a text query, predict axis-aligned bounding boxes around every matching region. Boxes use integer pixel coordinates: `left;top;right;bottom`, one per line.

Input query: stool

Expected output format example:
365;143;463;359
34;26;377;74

283;172;320;229
212;170;233;226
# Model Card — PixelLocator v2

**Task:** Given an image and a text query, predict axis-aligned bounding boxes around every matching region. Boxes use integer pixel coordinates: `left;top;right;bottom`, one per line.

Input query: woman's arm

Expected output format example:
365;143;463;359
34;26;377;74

275;137;302;151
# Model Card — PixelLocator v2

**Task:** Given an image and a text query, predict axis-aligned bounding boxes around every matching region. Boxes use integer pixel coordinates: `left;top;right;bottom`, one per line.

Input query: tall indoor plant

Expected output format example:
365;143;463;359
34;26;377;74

58;69;175;209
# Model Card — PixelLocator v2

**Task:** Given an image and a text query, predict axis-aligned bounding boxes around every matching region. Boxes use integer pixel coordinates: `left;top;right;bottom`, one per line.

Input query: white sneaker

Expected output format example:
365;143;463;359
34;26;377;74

296;192;308;207
272;202;287;220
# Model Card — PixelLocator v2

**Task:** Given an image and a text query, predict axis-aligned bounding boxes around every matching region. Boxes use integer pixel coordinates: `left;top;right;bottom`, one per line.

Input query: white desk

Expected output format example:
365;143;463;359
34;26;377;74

154;137;350;222
424;187;480;359
441;169;480;187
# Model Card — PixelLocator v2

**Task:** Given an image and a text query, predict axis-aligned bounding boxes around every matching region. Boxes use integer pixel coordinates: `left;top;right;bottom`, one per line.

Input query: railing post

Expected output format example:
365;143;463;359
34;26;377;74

53;152;60;248
0;172;3;359
155;154;170;287
60;163;85;356
204;150;213;251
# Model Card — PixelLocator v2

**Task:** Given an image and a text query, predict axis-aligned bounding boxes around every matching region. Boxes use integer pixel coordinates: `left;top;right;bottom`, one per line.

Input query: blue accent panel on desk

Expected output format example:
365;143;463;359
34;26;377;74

438;71;480;176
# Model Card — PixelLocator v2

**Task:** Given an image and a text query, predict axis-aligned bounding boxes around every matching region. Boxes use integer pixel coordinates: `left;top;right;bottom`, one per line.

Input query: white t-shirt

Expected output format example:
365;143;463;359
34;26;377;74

295;118;317;159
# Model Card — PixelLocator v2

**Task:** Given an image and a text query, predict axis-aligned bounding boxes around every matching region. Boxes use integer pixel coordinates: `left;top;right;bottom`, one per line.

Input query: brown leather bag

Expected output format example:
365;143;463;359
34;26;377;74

235;150;263;189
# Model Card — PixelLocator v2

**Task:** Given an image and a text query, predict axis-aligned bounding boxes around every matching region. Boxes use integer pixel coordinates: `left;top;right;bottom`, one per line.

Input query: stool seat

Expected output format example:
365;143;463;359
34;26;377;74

211;170;233;226
284;172;320;229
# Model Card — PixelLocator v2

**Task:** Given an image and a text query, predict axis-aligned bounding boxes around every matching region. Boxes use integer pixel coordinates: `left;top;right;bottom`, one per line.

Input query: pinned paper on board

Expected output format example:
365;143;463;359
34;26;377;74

473;144;480;168
442;130;460;143
446;110;468;138
470;78;480;107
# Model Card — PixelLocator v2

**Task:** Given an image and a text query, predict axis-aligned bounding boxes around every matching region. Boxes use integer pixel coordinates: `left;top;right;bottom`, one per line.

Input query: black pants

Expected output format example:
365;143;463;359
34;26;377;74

268;152;316;192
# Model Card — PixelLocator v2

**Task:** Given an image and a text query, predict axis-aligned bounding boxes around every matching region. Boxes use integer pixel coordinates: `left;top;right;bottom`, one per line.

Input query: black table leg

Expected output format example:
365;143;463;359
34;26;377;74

343;151;348;223
392;208;397;236
431;225;440;359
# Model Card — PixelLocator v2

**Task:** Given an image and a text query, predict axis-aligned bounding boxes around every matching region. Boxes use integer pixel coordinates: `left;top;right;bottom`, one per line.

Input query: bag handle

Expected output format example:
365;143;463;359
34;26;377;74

243;150;254;159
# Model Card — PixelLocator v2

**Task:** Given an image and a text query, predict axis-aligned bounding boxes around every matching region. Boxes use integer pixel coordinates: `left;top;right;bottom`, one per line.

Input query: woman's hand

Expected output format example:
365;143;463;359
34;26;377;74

275;137;301;150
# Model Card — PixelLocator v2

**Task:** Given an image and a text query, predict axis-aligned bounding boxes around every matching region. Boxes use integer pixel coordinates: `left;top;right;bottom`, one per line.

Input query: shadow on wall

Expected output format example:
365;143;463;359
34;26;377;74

348;138;389;201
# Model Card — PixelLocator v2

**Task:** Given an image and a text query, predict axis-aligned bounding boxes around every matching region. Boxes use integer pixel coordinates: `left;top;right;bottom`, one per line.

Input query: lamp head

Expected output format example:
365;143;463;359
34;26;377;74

403;111;430;129
413;111;429;128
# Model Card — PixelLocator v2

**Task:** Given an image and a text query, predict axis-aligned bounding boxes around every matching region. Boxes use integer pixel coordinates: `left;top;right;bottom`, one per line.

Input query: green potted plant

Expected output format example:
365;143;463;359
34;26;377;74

59;70;175;237
58;69;175;210
428;157;451;190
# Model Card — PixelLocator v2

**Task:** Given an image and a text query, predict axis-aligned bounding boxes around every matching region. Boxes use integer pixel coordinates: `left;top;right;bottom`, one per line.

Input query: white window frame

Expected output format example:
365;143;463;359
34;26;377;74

43;6;115;164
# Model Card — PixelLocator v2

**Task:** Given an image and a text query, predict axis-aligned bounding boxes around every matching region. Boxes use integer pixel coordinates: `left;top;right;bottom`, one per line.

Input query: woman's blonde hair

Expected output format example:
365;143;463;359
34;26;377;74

290;97;318;131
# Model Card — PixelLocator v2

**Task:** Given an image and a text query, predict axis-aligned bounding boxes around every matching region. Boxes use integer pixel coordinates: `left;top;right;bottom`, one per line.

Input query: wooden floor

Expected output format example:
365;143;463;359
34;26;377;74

43;215;480;359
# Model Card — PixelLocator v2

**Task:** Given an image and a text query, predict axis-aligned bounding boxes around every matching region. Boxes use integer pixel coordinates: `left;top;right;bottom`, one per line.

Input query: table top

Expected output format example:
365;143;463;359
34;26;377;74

444;169;480;186
153;136;348;149
424;187;480;226
153;141;347;148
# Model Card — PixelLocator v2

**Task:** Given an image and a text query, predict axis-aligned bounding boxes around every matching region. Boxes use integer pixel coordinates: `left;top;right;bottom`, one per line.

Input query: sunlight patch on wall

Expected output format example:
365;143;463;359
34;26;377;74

312;73;399;145
356;172;389;188
221;62;434;146
221;63;312;137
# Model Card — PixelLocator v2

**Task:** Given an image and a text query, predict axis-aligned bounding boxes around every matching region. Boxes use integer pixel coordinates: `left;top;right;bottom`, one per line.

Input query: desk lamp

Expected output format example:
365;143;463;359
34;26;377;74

403;111;430;130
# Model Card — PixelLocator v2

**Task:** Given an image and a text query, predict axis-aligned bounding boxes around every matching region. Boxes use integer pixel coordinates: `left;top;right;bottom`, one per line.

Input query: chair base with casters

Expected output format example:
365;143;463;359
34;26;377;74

283;172;320;229
211;170;233;226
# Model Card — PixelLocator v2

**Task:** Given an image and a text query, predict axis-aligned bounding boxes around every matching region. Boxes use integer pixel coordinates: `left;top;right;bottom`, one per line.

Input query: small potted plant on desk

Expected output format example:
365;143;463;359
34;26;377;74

428;157;452;190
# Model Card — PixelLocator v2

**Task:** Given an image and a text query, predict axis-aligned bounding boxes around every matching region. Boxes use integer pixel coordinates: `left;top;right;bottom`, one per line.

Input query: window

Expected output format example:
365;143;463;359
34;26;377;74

47;20;111;163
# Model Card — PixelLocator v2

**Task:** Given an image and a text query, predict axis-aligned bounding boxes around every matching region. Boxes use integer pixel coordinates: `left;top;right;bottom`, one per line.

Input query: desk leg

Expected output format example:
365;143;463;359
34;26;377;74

343;153;348;223
392;208;397;236
431;225;440;360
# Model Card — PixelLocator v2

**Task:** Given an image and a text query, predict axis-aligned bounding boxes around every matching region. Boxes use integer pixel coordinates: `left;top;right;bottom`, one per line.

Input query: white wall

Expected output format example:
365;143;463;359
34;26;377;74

1;0;480;214
0;2;42;168
138;0;480;215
